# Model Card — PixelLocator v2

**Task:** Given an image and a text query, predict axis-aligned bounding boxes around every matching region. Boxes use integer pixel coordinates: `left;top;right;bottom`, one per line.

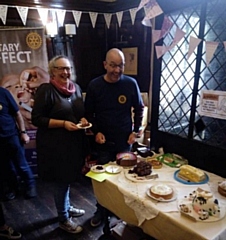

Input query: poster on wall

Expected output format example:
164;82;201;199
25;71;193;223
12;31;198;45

0;27;49;175
198;90;226;120
122;47;138;75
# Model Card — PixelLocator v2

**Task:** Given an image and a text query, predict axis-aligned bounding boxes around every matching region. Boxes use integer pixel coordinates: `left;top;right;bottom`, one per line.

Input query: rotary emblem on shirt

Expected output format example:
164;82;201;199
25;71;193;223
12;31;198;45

118;95;126;104
0;104;2;110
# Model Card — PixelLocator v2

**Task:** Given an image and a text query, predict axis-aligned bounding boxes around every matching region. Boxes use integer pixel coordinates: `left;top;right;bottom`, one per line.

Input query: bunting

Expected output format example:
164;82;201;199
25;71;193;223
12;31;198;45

129;8;137;25
104;13;112;29
116;11;123;27
72;10;82;27
0;5;7;25
16;6;28;25
89;12;98;28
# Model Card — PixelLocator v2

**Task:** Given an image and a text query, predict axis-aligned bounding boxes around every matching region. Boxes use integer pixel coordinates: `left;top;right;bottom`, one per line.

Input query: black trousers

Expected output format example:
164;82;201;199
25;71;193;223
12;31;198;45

0;203;5;226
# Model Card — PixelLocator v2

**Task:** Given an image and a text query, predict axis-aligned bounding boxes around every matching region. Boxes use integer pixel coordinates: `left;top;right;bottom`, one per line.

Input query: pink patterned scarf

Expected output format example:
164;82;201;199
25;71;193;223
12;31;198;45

50;79;76;96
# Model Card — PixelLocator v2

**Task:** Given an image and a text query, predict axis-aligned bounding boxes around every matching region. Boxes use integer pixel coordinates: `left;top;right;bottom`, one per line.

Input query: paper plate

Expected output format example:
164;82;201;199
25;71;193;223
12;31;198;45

91;165;105;173
77;123;92;129
105;165;122;174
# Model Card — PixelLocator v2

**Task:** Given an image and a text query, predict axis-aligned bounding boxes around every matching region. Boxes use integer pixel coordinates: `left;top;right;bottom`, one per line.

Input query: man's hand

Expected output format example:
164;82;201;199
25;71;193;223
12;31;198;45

95;132;106;144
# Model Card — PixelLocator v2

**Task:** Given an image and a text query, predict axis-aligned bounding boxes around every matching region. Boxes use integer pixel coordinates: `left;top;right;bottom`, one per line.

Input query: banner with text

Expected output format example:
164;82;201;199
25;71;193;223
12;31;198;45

0;27;49;175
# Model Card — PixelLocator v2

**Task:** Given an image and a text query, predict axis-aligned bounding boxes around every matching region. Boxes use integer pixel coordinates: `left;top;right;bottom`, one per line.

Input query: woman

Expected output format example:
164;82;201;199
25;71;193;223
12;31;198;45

32;55;88;234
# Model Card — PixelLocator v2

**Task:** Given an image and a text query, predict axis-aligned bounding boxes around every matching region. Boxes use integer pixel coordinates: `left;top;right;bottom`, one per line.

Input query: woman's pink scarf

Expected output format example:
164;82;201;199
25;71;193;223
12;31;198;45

50;79;75;96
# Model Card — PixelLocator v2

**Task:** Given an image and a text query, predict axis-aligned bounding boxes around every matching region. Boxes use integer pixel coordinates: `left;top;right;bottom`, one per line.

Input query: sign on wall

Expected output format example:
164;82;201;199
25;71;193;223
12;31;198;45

198;90;226;120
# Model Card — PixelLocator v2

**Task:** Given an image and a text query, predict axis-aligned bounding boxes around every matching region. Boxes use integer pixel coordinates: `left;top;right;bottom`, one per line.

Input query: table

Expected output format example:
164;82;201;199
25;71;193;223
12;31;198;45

89;164;226;240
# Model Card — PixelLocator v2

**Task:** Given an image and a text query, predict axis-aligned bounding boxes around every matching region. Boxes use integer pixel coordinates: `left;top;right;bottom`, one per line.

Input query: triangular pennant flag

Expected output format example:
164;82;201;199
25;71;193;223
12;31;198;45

72;10;82;27
16;6;28;25
187;36;202;60
129;8;137;25
116;11;123;28
89;12;98;28
160;16;173;39
155;45;169;59
56;9;66;27
137;0;149;11
143;0;163;20
37;8;48;26
223;41;226;51
0;5;8;25
170;27;186;48
205;41;219;66
104;13;112;29
142;18;152;27
152;29;161;43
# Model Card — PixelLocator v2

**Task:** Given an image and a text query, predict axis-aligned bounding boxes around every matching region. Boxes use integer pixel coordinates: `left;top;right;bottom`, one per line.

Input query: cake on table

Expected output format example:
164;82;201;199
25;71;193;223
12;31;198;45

218;181;226;197
178;165;206;182
116;152;137;166
149;184;173;200
179;188;221;221
128;161;152;176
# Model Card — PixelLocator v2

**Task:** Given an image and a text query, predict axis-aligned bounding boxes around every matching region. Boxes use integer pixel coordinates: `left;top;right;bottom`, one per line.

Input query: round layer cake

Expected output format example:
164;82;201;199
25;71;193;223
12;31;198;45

150;184;173;200
218;181;226;197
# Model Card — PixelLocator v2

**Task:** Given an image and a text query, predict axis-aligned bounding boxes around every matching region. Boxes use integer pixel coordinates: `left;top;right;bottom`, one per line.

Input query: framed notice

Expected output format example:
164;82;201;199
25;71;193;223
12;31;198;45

122;47;138;75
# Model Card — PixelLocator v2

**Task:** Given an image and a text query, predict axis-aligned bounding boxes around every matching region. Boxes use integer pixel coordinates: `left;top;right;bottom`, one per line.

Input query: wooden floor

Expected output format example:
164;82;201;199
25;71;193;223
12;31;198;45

1;175;117;240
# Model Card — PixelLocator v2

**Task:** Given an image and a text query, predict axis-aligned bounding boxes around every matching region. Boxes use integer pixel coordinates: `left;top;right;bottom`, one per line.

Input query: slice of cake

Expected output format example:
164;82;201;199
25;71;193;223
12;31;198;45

150;184;173;200
178;165;206;183
218;181;226;197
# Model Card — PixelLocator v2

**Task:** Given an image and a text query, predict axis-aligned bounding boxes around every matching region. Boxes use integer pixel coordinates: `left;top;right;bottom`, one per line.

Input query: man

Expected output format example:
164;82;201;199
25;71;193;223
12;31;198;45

85;48;144;227
0;87;36;199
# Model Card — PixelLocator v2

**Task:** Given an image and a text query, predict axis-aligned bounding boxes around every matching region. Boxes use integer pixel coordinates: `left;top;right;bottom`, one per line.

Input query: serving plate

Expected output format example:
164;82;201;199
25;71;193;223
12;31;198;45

178;199;225;222
146;185;177;202
174;170;209;185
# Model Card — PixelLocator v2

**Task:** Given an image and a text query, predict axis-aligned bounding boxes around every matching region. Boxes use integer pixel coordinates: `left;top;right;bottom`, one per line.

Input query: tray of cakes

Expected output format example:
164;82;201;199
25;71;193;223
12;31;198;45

146;183;177;202
124;161;159;182
174;165;209;184
157;153;188;168
178;188;225;222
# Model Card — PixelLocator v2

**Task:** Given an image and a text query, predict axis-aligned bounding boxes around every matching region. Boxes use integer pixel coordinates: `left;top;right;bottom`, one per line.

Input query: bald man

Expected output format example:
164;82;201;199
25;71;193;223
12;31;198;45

85;48;144;227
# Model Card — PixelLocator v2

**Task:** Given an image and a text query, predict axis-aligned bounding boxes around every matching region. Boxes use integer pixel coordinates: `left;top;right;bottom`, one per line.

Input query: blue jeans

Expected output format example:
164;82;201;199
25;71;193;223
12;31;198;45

53;182;71;222
0;135;35;190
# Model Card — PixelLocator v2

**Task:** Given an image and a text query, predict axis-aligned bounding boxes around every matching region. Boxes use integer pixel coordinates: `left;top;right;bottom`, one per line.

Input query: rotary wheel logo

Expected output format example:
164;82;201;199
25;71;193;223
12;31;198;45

26;32;42;50
118;95;126;104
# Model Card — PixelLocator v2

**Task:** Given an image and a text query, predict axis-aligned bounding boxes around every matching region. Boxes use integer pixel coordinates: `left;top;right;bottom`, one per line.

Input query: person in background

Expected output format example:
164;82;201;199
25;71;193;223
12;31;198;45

32;55;88;234
85;48;144;227
0;87;37;200
0;203;21;239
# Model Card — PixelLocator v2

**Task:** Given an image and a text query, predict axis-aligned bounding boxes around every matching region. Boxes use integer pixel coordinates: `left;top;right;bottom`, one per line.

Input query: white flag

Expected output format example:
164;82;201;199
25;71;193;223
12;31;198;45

16;6;29;25
187;36;202;60
37;8;49;26
205;41;219;66
72;11;82;27
104;13;112;29
56;9;66;27
0;5;8;25
89;12;98;28
116;11;123;28
137;0;149;11
129;8;137;25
